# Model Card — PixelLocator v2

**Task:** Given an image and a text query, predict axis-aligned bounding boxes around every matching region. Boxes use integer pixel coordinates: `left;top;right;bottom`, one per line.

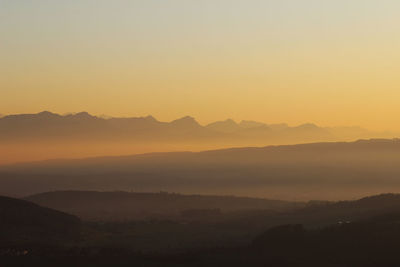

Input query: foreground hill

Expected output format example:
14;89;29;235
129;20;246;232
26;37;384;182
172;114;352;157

2;139;400;200
0;111;391;164
0;196;80;245
25;191;302;221
4;193;400;266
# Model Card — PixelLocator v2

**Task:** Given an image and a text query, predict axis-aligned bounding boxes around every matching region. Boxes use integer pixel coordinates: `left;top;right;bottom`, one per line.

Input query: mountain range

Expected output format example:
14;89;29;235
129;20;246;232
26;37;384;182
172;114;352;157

0;111;382;141
0;111;394;164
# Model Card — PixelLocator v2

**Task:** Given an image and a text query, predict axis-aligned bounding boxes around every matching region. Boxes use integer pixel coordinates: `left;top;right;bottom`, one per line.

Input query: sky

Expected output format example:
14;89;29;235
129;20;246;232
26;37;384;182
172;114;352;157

1;0;400;130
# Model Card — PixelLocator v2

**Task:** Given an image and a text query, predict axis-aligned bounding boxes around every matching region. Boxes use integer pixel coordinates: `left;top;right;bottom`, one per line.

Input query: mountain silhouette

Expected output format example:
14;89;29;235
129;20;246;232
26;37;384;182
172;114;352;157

206;119;242;133
0;111;395;164
169;116;202;130
0;111;386;141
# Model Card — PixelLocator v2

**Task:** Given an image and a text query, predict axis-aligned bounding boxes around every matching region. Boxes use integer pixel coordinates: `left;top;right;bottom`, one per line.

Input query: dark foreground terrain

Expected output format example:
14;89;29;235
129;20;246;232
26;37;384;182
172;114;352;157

2;192;400;266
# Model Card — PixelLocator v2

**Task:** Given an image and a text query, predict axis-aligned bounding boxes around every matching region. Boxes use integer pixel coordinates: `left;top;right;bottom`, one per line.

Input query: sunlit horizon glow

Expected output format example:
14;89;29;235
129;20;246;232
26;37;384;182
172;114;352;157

2;1;400;131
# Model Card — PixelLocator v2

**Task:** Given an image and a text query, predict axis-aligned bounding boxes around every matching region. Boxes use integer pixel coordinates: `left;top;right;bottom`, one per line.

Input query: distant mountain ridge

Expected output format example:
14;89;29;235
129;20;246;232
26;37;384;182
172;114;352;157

0;111;395;165
0;111;389;140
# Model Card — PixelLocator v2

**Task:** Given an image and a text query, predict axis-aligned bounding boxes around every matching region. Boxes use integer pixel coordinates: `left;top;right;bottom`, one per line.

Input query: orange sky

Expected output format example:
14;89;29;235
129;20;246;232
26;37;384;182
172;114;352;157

1;1;400;131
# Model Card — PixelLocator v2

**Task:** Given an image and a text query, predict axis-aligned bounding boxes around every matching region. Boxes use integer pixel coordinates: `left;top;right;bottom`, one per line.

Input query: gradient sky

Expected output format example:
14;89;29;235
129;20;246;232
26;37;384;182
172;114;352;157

1;0;400;130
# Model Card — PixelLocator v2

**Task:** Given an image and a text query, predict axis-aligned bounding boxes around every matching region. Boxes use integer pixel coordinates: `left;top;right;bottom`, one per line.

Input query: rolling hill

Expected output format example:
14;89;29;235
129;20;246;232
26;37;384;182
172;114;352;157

2;139;400;200
25;191;302;221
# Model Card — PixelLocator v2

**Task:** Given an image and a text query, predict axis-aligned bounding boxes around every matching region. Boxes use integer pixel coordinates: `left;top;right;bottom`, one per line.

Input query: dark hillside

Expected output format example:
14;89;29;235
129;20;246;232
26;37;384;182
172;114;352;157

0;196;81;245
